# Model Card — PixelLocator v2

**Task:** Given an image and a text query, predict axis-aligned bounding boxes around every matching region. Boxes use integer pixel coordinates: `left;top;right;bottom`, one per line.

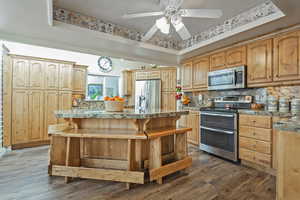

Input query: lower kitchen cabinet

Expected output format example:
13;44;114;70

44;91;59;140
179;111;200;146
58;91;73;123
12;90;45;146
239;114;272;169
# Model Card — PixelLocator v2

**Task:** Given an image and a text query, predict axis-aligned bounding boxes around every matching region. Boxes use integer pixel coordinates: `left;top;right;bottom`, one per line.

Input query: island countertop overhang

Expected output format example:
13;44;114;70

54;109;189;119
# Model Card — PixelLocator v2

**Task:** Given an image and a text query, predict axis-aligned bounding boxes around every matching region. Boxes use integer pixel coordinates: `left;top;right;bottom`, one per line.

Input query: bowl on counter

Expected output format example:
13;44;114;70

105;101;124;112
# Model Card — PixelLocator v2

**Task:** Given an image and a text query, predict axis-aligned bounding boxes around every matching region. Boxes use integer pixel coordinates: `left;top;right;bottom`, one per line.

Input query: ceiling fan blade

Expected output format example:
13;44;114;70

180;9;223;18
142;24;158;42
176;23;191;40
122;11;164;19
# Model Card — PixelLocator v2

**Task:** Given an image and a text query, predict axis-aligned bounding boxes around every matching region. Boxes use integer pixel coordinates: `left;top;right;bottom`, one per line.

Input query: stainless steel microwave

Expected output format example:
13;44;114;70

208;66;246;91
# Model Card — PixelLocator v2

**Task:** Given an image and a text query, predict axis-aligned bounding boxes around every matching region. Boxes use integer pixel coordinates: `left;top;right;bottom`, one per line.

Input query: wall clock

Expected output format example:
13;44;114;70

98;56;112;73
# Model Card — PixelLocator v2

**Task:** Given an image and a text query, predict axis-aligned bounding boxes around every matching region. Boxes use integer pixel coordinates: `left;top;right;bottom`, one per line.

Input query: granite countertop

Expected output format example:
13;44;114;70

54;109;189;119
273;120;300;133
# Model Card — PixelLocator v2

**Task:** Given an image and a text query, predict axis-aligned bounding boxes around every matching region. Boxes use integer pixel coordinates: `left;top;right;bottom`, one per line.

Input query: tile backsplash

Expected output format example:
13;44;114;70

185;86;300;107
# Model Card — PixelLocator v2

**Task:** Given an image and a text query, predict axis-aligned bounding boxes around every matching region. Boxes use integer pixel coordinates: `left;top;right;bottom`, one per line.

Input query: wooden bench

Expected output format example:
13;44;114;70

48;123;192;189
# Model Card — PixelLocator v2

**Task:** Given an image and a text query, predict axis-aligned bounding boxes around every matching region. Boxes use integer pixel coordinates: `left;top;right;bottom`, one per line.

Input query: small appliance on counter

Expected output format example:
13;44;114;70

199;95;252;162
208;66;246;91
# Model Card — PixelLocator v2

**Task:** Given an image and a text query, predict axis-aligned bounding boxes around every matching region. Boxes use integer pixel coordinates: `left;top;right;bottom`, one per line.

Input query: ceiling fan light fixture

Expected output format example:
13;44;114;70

156;17;170;34
174;21;184;32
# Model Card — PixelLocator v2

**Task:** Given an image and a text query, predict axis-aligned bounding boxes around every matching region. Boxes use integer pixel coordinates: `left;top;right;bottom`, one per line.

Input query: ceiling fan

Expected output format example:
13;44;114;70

122;0;223;41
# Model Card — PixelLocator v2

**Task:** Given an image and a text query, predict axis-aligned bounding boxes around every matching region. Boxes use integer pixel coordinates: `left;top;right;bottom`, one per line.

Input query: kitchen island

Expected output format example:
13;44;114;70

48;109;191;189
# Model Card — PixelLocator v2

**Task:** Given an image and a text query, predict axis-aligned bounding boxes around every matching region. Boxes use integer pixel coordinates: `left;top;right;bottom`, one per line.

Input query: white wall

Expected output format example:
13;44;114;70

3;41;151;76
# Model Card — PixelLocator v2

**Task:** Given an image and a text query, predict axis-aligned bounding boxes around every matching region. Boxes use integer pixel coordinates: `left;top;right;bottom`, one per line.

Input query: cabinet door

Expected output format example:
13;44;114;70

12;58;29;89
193;56;209;89
161;92;176;111
45;62;59;90
169;69;177;92
274;31;300;81
210;51;226;71
58;91;72;123
28;90;44;141
226;46;246;67
181;62;193;90
59;64;73;90
247;39;273;85
44;91;59;140
121;70;133;96
72;67;87;92
29;60;44;89
12;90;29;144
161;70;170;92
135;71;148;80
3;54;12;146
187;113;200;145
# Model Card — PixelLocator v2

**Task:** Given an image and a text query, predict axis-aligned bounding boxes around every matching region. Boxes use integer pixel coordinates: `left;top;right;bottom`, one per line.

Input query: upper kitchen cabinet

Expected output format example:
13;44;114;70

247;39;273;86
181;61;193;90
192;56;209;90
161;68;176;92
45;62;60;90
274;31;300;82
210;51;226;71
12;57;29;89
59;63;73;90
72;65;88;94
135;70;160;80
29;60;45;90
226;46;247;68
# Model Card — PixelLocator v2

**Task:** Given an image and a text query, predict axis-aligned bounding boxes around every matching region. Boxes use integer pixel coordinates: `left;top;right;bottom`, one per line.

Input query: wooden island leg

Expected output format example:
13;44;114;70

149;137;163;184
126;139;136;190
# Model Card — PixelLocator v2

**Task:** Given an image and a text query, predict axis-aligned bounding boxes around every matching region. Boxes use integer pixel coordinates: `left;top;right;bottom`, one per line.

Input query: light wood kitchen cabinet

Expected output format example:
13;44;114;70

273;30;300;82
239;114;272;168
210;51;226;71
3;54;12;147
161;92;176;111
59;63;73;90
122;70;133;96
45;62;59;90
12;90;29;145
12;58;29;89
44;91;59;140
72;65;87;93
247;39;273;85
181;61;193;90
29;60;45;90
192;56;209;90
135;70;160;80
58;91;72;123
226;46;246;67
161;69;176;92
28;90;44;141
178;111;200;145
187;111;200;146
277;130;300;200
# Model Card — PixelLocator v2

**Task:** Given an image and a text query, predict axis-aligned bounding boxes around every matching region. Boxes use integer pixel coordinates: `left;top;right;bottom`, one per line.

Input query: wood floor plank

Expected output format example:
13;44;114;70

0;145;276;200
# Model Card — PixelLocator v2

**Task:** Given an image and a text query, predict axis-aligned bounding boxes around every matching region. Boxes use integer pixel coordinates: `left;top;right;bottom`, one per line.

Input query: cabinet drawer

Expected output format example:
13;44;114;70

239;148;271;167
239;136;271;154
255;151;271;168
239;114;272;129
239;126;272;142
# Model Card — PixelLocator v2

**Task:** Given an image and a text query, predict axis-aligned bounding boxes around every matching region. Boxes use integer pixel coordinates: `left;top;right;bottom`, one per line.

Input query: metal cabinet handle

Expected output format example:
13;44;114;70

201;126;234;135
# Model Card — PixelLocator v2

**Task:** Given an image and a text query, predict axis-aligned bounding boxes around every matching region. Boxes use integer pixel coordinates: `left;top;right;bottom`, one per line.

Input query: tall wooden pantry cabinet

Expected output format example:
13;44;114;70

4;55;74;149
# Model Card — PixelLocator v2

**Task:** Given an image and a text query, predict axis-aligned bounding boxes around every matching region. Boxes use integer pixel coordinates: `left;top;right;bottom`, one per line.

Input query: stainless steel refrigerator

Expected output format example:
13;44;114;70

135;79;161;112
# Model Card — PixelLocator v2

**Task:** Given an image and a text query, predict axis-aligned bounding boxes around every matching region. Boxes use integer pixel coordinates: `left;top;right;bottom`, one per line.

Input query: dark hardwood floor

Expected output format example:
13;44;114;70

0;146;276;200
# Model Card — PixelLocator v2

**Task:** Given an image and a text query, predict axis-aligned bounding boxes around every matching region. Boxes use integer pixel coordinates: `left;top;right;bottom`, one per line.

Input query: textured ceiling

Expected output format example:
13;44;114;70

55;0;266;40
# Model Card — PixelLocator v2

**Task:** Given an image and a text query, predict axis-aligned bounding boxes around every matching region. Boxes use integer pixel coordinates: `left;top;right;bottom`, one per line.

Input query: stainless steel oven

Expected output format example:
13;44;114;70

200;111;238;162
208;66;246;91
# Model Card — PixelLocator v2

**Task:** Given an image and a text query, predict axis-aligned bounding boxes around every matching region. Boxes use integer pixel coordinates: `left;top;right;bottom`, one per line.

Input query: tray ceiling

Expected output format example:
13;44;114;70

53;0;284;52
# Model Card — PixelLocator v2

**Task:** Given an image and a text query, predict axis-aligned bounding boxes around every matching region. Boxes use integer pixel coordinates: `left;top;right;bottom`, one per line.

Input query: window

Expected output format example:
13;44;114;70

86;74;120;100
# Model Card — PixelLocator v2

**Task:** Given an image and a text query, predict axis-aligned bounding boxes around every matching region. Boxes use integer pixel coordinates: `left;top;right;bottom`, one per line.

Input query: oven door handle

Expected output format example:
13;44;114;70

201;126;235;135
201;112;235;118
